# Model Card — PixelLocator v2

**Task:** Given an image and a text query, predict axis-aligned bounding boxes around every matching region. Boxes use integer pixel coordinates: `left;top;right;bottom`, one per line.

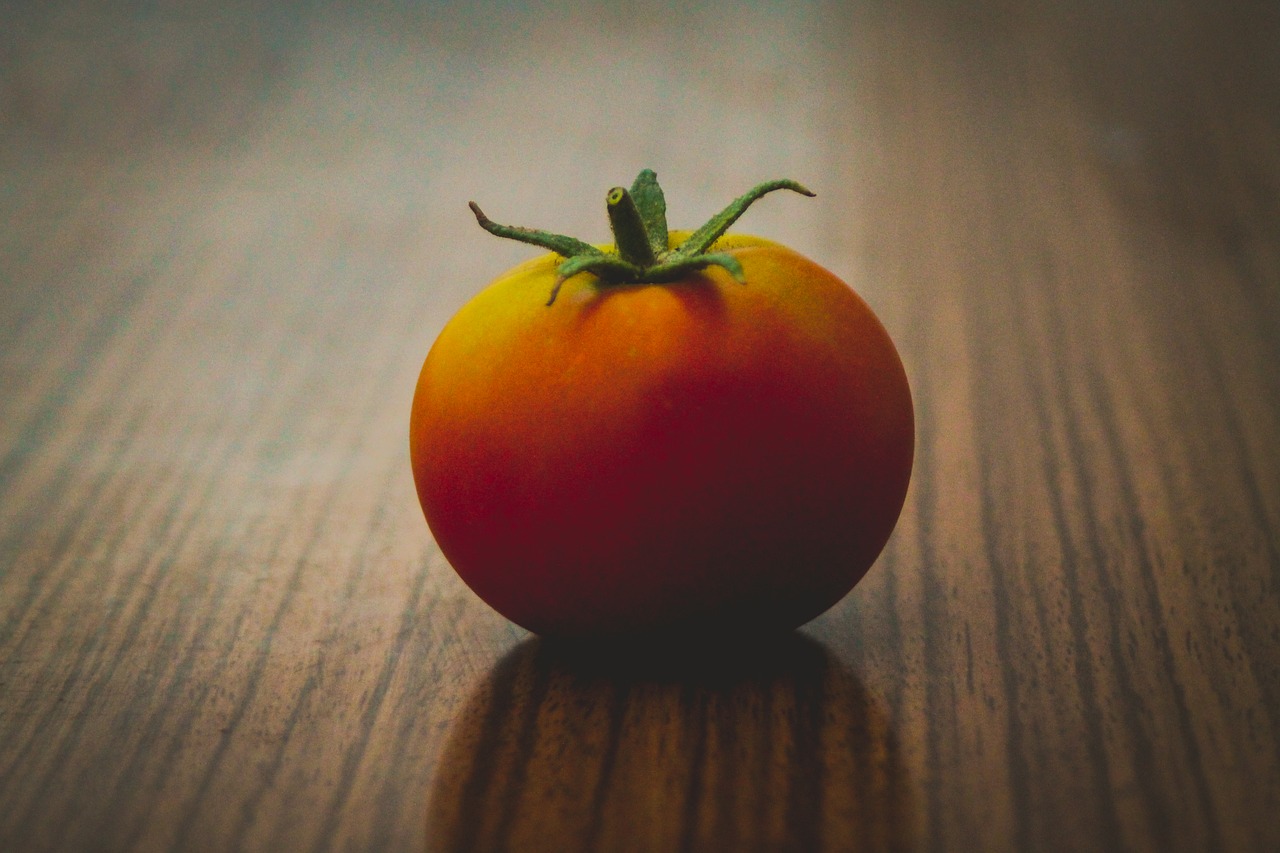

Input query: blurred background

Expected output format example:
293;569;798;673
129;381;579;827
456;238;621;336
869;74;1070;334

2;1;1278;851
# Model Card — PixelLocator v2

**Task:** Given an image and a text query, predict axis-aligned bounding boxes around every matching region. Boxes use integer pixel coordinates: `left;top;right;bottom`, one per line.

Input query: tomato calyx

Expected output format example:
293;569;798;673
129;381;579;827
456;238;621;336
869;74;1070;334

468;169;815;305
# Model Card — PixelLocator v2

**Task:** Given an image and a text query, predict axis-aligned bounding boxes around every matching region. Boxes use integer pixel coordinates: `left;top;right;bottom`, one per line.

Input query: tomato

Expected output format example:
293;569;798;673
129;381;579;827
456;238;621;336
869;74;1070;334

410;171;913;639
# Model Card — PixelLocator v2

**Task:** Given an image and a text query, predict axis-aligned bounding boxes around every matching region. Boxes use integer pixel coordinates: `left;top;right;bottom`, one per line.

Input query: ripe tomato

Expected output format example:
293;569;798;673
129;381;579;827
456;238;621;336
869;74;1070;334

410;172;913;638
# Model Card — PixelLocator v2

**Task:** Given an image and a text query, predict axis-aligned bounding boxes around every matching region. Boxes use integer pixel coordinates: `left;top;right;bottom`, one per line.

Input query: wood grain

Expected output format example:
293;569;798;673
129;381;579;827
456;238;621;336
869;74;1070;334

2;1;1278;851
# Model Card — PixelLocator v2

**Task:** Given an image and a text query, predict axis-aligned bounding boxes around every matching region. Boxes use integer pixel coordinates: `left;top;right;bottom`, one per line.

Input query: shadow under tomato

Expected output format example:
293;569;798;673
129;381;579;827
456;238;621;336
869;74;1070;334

425;633;916;852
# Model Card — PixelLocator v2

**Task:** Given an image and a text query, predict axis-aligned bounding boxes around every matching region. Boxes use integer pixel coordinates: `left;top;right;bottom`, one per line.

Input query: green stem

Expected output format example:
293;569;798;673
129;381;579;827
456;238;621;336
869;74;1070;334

606;187;658;267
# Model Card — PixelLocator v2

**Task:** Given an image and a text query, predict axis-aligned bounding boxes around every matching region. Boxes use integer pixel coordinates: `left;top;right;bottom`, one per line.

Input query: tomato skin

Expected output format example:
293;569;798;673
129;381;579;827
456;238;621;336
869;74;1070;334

410;234;913;638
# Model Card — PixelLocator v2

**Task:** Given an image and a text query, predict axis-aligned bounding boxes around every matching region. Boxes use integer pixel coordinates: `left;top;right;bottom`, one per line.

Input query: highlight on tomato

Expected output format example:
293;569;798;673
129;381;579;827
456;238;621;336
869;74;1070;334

409;169;914;639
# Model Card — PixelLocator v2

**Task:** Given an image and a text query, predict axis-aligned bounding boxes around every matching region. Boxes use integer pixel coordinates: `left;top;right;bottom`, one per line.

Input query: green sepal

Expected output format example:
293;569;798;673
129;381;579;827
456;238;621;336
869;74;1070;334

644;252;746;284
546;253;645;306
672;179;814;260
555;252;643;283
628;169;669;255
469;201;602;259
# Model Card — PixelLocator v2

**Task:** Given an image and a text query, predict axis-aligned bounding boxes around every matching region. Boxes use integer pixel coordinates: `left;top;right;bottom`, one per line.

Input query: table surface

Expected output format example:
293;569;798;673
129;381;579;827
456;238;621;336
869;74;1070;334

3;1;1279;851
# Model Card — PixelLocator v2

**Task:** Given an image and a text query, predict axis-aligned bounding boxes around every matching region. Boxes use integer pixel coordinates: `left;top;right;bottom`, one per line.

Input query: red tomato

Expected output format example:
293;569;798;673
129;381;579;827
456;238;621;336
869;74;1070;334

410;177;913;639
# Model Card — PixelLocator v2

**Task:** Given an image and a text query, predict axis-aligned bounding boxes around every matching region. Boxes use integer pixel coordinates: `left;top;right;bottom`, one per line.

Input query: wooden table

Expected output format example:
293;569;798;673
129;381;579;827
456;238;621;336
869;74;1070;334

3;1;1278;850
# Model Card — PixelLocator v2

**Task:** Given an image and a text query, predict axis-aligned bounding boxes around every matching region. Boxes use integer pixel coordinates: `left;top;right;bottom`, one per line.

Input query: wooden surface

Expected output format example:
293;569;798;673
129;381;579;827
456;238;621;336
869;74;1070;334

2;1;1279;850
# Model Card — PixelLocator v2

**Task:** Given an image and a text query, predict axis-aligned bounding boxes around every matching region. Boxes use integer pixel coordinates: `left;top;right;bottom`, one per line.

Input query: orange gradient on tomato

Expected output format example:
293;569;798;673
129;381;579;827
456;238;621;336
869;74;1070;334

410;234;913;638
